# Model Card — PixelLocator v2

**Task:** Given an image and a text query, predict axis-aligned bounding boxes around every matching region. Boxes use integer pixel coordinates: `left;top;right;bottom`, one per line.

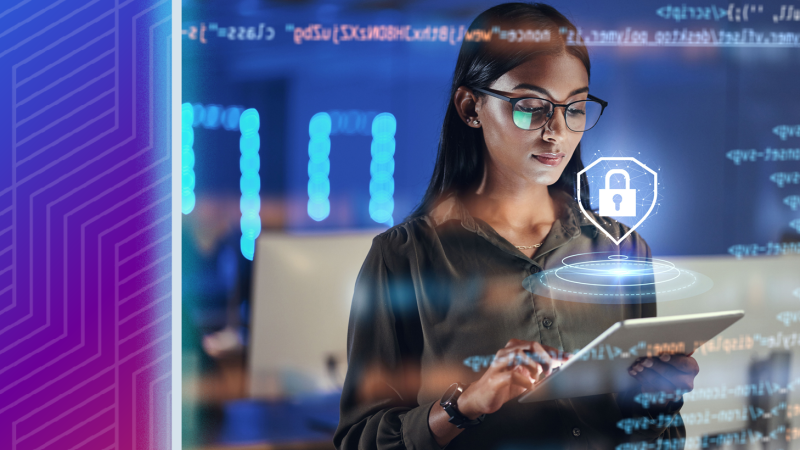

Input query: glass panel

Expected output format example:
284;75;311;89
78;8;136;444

566;100;603;131
512;98;550;130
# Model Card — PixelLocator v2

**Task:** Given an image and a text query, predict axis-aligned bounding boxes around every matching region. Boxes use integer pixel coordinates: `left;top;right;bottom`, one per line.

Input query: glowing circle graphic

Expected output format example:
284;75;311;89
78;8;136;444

523;252;713;304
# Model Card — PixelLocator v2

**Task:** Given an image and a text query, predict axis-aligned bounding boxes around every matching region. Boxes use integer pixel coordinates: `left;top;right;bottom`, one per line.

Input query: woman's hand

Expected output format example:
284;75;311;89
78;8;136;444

457;339;566;419
628;353;700;398
428;339;567;446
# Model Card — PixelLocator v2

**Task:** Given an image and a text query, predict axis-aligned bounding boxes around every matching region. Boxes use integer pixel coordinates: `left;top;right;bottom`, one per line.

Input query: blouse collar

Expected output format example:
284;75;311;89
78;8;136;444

426;189;599;262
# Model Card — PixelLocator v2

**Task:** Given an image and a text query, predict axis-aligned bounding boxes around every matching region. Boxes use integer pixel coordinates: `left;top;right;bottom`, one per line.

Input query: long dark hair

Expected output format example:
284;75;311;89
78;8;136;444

407;2;593;220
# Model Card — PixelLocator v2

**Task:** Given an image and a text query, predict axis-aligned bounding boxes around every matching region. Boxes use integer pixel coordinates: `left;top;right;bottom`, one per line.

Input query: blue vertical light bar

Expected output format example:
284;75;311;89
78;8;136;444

308;112;332;221
369;112;396;226
181;102;196;214
239;108;261;260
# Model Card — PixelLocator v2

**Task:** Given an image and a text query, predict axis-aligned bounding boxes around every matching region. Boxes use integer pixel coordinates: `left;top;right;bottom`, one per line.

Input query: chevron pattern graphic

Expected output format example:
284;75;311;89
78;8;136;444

0;0;173;448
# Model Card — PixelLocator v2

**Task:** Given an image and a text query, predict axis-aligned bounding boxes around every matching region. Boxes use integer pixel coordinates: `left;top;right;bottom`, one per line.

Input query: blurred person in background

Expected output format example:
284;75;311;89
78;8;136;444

183;197;251;363
182;197;253;446
335;3;699;449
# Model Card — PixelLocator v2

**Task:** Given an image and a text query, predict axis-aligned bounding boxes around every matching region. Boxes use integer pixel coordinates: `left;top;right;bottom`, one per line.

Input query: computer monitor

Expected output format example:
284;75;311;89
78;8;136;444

248;232;376;398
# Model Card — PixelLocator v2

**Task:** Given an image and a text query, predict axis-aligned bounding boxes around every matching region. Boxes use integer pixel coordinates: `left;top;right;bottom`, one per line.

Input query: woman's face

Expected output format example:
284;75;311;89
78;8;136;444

474;52;589;187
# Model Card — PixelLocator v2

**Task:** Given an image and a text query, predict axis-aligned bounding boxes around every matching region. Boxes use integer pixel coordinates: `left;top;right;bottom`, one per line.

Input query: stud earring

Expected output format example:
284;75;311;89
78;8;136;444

473;120;480;125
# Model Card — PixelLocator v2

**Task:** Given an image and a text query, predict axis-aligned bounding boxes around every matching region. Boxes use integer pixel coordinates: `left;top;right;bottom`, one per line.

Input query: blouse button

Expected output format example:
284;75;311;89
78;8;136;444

543;318;553;328
572;427;581;437
529;266;539;274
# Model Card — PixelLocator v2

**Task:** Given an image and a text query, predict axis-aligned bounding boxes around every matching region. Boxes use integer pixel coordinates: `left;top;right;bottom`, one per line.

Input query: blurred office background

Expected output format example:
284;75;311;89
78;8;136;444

181;0;800;448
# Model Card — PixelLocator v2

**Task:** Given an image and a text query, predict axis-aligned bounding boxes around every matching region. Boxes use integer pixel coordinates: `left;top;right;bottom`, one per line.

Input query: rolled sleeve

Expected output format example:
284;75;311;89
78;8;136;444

401;401;441;450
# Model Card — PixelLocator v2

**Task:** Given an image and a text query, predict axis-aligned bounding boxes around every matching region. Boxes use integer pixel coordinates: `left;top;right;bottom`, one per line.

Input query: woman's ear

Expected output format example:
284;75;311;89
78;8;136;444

453;86;482;128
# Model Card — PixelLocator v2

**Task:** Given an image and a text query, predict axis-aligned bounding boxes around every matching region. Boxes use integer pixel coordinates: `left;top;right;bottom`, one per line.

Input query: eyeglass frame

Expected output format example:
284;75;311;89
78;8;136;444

471;87;609;132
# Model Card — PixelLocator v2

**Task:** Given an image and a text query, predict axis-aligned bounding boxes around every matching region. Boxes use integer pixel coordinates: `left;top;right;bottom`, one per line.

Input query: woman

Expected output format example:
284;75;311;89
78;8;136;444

335;3;698;449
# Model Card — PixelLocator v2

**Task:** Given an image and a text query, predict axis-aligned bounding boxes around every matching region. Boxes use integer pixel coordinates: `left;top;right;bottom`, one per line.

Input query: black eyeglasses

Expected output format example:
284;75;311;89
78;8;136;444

472;87;608;132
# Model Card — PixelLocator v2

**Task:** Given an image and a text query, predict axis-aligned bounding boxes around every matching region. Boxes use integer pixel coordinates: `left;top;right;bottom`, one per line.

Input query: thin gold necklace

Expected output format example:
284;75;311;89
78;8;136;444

514;243;543;250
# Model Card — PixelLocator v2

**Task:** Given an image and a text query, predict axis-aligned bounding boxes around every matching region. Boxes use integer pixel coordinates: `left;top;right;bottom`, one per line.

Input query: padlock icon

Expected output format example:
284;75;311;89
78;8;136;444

599;169;636;217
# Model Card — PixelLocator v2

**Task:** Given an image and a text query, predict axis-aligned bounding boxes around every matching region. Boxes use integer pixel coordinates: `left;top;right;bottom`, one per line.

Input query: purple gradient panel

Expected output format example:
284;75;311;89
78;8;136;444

0;0;173;449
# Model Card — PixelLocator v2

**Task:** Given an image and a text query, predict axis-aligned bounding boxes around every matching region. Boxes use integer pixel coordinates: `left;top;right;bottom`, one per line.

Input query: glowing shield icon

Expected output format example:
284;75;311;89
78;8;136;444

578;157;657;246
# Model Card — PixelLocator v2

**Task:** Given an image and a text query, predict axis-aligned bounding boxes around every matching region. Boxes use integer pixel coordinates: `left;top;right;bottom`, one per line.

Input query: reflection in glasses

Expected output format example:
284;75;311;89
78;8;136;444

472;87;608;132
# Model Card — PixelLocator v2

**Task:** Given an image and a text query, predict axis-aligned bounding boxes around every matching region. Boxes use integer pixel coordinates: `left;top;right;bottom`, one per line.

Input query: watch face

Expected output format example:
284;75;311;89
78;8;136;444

440;383;460;406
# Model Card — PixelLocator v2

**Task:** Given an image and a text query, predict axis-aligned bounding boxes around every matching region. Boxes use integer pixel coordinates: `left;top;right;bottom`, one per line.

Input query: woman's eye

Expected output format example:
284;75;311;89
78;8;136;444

567;108;586;116
520;107;546;114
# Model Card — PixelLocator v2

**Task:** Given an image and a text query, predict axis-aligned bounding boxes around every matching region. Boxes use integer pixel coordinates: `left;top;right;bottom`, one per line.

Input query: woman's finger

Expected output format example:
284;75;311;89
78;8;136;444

496;342;536;358
493;347;528;368
654;354;699;375
539;344;568;362
495;342;543;364
498;341;569;363
515;350;544;378
637;359;696;391
493;349;542;378
532;342;554;374
661;355;700;375
505;338;531;348
509;366;535;390
493;342;567;377
490;352;512;370
537;342;559;354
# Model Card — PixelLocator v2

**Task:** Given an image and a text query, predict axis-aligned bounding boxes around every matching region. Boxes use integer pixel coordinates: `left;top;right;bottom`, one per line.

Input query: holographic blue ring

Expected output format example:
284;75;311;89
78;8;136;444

560;252;677;275
552;265;681;287
556;261;677;277
538;270;697;296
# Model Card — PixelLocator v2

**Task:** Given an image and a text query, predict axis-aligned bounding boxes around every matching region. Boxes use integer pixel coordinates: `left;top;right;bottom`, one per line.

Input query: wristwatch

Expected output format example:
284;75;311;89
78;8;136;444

439;383;485;429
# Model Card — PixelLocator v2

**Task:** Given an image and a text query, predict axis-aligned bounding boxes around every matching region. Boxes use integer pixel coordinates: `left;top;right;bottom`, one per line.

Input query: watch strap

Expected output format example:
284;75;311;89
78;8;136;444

440;383;485;429
444;404;485;428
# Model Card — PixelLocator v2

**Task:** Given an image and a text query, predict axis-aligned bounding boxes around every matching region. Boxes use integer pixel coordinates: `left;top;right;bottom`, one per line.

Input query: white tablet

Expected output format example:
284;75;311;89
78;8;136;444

518;310;745;403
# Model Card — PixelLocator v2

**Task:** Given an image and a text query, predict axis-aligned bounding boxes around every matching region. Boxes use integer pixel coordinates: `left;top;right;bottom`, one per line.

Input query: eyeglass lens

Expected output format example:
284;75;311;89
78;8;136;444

511;99;603;132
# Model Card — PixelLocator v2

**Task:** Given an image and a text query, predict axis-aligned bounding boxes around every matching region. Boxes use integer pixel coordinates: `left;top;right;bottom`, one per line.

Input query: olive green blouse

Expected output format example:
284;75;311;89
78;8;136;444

334;191;685;450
